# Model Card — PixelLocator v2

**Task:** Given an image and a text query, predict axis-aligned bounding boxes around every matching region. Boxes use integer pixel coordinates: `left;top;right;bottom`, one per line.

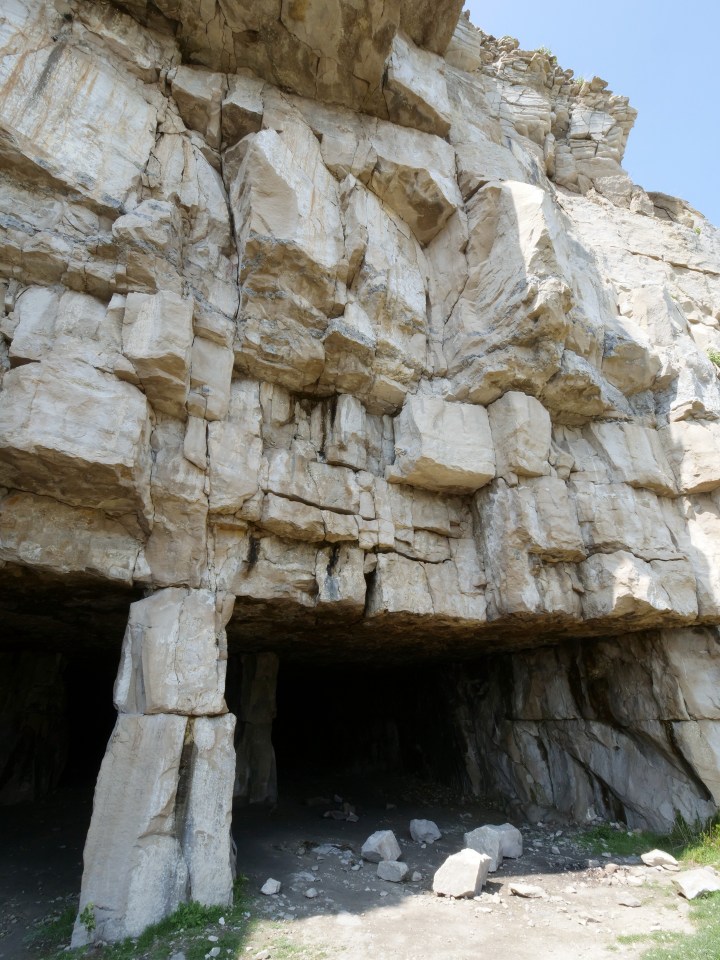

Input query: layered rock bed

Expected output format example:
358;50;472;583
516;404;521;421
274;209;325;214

1;0;720;945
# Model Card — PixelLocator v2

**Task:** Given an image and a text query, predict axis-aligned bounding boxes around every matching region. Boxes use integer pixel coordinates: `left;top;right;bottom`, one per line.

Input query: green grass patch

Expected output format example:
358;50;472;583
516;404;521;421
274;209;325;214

577;816;720;867
264;934;329;960
576;823;663;858
24;906;76;957
618;893;720;959
29;878;256;960
708;349;720;368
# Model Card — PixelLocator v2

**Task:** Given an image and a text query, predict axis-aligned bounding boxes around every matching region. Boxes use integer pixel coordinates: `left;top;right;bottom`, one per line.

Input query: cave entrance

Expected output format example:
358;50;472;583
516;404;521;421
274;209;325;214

0;643;120;958
231;656;470;809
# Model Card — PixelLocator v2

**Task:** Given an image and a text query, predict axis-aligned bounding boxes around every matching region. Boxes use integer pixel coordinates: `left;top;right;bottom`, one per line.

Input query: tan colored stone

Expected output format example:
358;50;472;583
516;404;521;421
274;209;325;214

170;66;224;149
661;420;720;495
187;337;233;421
384;33;451;137
72;714;189;946
208;380;263;513
488;392;552;481
0;491;143;583
123;291;194;419
0;5;157;212
0;357;152;524
114;588;229;716
387;395;495;493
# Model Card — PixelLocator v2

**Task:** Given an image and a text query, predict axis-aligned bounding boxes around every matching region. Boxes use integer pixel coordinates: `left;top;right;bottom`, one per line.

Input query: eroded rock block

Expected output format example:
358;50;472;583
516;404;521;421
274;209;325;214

182;714;236;905
388;395;495;492
0;6;157;211
464;825;502;872
170;66;224;149
72;714;189;946
433;850;490;898
661;420;720;495
488;391;552;481
122;291;194;419
73;712;236;946
361;830;402;863
384;33;452;137
0;357;152;524
114;588;230;716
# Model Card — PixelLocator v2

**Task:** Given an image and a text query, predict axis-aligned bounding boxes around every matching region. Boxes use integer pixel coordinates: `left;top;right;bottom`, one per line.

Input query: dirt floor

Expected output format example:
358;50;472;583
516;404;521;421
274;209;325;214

0;779;698;960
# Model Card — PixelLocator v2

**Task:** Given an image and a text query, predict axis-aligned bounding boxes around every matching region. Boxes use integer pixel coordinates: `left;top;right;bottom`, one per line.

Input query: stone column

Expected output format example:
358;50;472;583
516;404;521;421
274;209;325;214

234;653;279;805
71;588;237;946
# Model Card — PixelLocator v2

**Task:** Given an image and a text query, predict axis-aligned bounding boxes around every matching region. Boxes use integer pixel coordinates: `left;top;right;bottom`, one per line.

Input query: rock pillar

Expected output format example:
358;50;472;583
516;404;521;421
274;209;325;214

234;653;279;805
71;588;236;946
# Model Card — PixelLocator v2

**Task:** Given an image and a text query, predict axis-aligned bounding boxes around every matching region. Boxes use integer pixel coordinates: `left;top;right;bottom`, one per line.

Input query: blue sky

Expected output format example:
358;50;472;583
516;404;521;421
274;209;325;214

464;1;720;227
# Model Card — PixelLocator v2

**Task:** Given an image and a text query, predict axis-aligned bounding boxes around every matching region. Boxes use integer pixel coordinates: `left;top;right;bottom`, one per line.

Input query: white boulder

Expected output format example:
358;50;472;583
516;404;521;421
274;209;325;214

361;830;402;863
377;860;409;882
410;819;442;844
432;850;491;898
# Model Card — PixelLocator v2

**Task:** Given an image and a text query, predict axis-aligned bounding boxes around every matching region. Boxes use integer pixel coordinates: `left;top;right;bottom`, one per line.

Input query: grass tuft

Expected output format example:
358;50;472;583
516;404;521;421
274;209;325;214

629;893;720;959
29;878;255;960
577;815;720;867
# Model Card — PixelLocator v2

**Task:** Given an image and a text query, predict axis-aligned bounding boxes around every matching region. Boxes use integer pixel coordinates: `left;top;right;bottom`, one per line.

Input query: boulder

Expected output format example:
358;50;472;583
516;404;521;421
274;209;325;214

410;819;442;844
673;868;720;900
464;825;503;872
641;849;679;868
361;830;402;863
377;861;409;882
432;850;491;898
485;823;523;859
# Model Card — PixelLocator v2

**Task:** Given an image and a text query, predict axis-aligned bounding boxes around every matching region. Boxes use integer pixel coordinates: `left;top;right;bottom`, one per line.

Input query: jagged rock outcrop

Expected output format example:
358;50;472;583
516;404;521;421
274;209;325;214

2;0;720;943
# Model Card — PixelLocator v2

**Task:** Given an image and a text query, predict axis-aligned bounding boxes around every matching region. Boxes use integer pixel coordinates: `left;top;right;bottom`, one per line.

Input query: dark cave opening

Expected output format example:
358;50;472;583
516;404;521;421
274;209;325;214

0;647;119;806
267;660;468;801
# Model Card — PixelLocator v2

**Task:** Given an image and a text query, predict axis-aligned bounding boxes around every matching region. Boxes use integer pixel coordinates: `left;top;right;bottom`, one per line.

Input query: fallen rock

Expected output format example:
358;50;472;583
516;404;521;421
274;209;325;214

673;868;720;900
432;850;491;898
410;819;442;844
486;822;523;859
508;882;545;899
641;849;679;868
261;879;281;896
361;830;402;863
464;825;502;872
304;887;318;899
377;860;409;883
617;894;642;907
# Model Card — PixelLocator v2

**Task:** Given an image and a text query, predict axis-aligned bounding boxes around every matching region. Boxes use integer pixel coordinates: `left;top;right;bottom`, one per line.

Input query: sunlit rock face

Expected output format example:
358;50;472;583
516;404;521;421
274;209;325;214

3;0;720;941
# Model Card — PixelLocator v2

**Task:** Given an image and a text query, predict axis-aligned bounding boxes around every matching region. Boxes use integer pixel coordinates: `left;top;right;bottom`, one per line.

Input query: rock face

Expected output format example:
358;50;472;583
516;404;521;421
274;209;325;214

2;0;720;943
71;591;236;946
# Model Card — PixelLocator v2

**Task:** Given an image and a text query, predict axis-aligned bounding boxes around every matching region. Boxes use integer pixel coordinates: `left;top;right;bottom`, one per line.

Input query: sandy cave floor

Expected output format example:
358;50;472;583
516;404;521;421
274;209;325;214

0;778;698;960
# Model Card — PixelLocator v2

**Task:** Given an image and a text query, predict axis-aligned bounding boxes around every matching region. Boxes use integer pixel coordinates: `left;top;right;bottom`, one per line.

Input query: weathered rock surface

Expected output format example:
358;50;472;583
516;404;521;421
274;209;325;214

410;819;442;844
673;868;720;900
362;830;402;864
432;849;491;898
377;860;409;882
454;629;720;830
464;826;502;872
2;0;720;945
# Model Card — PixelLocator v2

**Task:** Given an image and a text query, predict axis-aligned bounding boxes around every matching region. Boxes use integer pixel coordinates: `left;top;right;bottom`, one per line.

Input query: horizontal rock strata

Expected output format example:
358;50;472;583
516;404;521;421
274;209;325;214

1;0;720;942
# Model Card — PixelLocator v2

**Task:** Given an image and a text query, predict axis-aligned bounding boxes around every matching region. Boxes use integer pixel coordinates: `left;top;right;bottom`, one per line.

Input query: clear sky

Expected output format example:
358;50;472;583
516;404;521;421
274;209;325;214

464;1;720;227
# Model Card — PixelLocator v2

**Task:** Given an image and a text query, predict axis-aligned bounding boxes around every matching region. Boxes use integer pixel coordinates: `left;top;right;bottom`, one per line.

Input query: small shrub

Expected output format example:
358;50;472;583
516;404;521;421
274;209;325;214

707;350;720;368
79;904;95;935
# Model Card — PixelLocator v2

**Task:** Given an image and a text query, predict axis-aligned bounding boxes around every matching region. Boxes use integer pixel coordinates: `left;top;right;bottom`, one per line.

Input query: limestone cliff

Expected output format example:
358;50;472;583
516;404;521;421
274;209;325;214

1;0;720;943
